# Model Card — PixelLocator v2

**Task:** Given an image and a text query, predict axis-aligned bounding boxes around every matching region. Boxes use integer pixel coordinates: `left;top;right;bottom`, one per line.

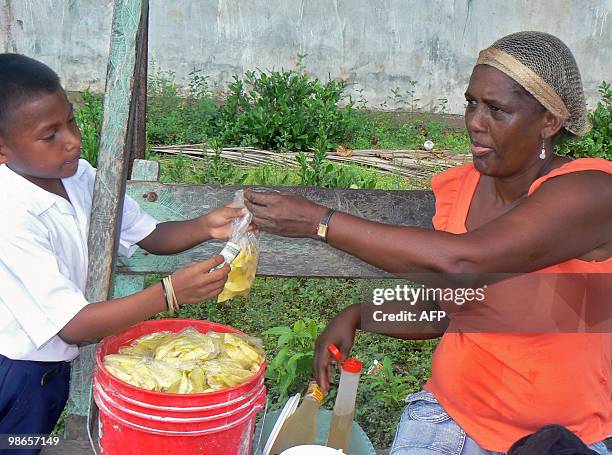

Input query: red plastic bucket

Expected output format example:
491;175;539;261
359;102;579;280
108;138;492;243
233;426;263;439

93;319;266;455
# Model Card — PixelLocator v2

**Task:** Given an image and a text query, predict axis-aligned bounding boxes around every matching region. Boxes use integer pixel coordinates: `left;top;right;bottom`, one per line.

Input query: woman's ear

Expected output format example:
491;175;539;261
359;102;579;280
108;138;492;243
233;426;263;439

541;111;564;141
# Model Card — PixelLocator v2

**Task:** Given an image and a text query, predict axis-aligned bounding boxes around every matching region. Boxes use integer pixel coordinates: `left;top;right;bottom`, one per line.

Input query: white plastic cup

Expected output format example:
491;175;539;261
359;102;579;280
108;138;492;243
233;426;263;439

280;445;345;454
423;140;434;151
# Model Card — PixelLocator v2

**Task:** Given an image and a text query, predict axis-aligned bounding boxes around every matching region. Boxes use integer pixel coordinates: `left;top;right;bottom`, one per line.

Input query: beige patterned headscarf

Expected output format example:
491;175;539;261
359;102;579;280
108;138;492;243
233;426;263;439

476;31;590;136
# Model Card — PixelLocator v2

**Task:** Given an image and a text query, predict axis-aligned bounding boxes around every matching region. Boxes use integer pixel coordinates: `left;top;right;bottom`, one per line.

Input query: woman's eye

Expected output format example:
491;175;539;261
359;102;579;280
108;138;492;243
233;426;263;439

465;99;477;107
489;104;502;112
41;132;56;141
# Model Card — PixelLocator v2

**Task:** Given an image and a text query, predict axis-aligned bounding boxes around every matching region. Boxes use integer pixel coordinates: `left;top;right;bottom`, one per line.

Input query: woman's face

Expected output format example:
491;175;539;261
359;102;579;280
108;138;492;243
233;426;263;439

464;65;548;177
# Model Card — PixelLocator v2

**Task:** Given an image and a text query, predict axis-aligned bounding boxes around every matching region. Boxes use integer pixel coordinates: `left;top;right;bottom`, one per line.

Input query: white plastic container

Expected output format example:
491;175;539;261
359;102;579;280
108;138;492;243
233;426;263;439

326;357;363;453
281;445;344;454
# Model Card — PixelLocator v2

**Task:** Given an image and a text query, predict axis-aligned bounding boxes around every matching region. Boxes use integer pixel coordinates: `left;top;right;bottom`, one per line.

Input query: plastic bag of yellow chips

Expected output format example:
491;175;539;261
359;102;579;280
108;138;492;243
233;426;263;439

217;190;259;303
103;328;264;394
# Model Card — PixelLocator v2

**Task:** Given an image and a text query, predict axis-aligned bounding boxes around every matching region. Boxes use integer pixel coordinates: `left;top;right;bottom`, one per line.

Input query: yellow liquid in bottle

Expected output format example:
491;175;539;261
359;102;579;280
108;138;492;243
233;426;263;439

327;410;354;454
269;383;323;454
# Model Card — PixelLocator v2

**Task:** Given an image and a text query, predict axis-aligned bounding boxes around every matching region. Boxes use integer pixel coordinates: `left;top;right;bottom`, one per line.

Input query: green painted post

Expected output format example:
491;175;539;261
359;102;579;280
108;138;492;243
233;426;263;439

65;0;149;440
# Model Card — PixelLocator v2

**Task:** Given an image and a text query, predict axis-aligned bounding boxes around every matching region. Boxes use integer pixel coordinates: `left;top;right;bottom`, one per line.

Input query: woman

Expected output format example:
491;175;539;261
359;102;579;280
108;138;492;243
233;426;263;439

245;31;612;454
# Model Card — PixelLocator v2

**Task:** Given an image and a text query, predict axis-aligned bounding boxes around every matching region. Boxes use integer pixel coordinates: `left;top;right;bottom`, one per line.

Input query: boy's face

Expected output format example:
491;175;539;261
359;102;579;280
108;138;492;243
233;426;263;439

0;89;82;183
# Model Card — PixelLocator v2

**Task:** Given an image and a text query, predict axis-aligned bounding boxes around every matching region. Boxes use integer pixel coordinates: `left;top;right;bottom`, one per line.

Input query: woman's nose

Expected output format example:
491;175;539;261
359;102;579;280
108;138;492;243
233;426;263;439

465;105;487;134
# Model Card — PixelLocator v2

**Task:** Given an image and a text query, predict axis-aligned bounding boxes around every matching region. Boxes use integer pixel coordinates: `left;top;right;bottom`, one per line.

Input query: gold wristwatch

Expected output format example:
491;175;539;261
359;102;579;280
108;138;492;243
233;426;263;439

317;209;336;242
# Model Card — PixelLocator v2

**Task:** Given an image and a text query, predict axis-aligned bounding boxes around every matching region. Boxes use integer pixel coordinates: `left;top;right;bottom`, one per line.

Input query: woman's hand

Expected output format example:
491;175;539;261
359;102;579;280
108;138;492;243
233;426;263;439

201;205;245;240
170;256;230;304
243;189;328;238
314;304;361;392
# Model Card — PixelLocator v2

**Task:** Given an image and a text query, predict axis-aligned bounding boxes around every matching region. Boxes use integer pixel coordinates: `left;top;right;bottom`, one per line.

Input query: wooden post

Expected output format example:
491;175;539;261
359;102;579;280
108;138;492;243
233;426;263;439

65;0;148;439
127;0;149;176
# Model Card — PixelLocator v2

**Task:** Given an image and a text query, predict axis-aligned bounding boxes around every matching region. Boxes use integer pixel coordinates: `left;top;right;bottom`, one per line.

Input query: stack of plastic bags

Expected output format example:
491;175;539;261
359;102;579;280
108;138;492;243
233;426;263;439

104;328;264;394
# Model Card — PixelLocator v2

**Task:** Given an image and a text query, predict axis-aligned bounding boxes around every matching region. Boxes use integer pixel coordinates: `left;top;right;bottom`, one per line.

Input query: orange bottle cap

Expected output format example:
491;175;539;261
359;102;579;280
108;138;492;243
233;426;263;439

327;344;342;361
342;357;363;373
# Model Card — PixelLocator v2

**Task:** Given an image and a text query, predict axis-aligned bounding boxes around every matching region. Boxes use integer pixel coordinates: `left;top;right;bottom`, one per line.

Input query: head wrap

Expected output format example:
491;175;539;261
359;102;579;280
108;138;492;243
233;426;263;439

476;31;590;136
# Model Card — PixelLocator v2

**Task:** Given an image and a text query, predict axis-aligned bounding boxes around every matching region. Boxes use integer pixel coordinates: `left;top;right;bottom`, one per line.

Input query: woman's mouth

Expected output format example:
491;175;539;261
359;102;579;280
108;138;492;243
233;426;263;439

471;142;494;157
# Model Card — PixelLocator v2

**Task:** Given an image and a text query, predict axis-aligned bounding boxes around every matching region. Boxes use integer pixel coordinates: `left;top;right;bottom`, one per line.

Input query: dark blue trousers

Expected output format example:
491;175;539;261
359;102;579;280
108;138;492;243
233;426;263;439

0;354;70;455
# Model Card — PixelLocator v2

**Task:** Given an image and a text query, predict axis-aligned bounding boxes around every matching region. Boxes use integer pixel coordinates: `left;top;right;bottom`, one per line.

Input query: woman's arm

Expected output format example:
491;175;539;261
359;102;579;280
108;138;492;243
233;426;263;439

245;171;612;276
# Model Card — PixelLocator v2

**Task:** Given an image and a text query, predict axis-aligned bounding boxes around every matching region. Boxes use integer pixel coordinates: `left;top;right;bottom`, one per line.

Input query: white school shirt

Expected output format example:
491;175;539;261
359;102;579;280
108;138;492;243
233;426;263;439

0;160;158;361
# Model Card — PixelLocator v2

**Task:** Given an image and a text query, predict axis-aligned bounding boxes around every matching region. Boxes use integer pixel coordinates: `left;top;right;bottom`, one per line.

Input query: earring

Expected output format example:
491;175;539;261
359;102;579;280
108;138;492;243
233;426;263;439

539;142;546;160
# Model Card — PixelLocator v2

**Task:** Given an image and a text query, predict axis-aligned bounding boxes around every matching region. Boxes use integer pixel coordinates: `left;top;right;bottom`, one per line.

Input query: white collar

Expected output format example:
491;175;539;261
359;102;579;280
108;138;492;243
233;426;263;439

0;162;86;216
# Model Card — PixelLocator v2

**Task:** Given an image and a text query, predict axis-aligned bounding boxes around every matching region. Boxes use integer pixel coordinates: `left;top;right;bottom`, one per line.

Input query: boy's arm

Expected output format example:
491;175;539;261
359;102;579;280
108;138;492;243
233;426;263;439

137;206;244;254
58;257;229;345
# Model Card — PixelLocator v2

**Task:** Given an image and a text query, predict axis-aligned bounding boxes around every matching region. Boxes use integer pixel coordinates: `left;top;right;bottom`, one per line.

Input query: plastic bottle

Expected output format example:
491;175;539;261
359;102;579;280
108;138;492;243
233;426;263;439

326;346;363;454
270;381;324;454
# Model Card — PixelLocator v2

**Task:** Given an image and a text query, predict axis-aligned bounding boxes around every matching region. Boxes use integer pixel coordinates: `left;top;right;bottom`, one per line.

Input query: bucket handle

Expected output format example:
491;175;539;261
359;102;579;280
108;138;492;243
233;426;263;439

87;382;99;455
252;396;269;455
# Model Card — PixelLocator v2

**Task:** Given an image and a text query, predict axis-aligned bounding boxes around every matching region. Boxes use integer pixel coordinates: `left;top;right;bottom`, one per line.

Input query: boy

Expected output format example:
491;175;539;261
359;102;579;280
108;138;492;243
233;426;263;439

0;53;238;449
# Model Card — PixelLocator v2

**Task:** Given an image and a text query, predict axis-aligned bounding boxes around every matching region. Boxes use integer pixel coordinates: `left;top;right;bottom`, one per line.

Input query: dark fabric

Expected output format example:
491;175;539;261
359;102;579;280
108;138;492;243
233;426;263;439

0;354;70;455
508;424;600;455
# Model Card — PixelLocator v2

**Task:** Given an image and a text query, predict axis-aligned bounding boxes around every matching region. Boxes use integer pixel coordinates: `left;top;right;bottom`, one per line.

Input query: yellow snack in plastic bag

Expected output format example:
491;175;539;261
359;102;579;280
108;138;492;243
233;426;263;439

103;328;264;394
217;249;259;303
119;332;173;357
216;190;260;303
202;359;256;390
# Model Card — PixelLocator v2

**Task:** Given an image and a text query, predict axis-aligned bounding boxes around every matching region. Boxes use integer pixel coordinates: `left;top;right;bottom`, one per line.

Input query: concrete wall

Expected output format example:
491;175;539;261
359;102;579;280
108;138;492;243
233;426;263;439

1;0;610;114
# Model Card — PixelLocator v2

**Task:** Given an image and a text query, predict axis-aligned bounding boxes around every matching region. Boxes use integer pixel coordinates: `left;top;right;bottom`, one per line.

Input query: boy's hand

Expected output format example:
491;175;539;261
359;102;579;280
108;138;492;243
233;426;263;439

170;256;230;304
314;303;361;392
201;205;245;240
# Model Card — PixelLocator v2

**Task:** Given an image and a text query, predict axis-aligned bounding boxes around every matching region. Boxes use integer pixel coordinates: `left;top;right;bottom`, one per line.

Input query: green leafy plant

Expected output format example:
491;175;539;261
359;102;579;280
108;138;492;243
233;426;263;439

365;356;419;407
74;89;103;166
558;80;612;160
147;70;218;145
218;60;354;153
263;318;325;402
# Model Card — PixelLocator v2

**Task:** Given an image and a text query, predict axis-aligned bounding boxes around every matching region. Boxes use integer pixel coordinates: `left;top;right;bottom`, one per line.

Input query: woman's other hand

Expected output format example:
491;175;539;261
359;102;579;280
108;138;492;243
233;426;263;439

243;189;327;238
314;304;361;392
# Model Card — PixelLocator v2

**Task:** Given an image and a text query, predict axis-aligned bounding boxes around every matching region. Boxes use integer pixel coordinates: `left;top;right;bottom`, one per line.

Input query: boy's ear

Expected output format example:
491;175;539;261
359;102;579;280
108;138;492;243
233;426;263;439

0;137;11;165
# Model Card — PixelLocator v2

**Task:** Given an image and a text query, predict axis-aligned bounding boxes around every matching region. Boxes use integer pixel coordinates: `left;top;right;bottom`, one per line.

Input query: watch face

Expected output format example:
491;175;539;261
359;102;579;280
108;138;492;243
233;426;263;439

317;224;328;239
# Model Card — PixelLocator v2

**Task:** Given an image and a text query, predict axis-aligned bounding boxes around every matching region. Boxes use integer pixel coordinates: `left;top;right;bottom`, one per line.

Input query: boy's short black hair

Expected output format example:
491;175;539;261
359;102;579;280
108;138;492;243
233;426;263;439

0;54;62;135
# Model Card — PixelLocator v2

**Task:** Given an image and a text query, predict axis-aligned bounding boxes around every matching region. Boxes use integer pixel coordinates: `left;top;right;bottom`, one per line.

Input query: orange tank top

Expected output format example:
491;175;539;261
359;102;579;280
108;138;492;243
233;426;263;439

424;158;612;452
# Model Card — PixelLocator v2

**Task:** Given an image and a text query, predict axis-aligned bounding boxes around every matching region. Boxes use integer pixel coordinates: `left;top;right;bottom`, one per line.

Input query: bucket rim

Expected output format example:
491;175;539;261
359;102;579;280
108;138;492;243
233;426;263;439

95;381;266;423
94;374;265;413
97;391;264;436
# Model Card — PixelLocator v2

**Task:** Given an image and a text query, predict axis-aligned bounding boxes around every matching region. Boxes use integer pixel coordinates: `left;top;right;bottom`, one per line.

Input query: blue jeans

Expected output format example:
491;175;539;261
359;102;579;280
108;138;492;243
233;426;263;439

390;390;610;455
0;354;71;455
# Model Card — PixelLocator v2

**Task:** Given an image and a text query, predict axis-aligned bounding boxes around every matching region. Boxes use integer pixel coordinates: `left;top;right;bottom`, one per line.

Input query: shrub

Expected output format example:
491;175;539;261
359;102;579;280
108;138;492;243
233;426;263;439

217;68;354;153
74;89;103;166
558;81;612;160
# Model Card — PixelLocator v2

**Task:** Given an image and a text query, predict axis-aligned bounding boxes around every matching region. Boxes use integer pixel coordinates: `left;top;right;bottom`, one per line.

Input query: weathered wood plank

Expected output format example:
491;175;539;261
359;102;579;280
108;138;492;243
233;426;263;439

117;184;435;277
67;0;147;439
126;0;149;177
131;158;160;181
40;439;93;454
113;273;146;298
